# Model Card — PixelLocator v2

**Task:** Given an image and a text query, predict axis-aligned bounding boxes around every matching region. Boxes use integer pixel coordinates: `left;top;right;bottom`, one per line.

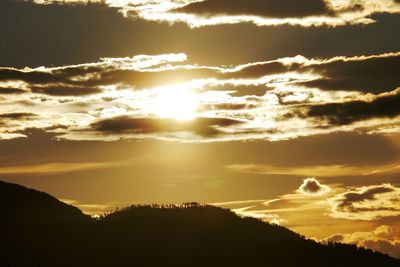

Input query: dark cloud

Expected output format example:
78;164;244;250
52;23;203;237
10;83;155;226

95;68;216;89
203;84;271;97
2;53;392;96
328;183;400;220
91;116;243;137
5;53;399;98
0;87;25;94
299;54;400;93
0;113;37;129
0;66;106;90
174;0;333;18
0;65;217;92
201;103;259;111
337;186;395;210
0;59;293;95
218;53;400;97
0;68;64;84
1;0;399;69
30;86;103;96
305;91;400;125
92;117;171;133
301;179;322;193
225;61;296;79
297;177;331;196
0;60;292;95
0;113;36;120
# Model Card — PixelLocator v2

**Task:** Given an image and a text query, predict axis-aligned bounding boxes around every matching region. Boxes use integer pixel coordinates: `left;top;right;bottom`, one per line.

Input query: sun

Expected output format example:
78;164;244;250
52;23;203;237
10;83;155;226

153;86;198;121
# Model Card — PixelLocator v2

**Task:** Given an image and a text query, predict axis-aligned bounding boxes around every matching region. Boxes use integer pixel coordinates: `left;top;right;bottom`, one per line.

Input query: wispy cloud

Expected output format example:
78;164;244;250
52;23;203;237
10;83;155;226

227;162;400;177
212;178;335;224
0;161;121;174
232;206;288;225
213;181;400;223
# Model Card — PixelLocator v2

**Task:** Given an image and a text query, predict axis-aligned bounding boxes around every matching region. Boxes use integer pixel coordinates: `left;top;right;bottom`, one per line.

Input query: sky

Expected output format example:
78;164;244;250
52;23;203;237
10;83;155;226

1;0;400;258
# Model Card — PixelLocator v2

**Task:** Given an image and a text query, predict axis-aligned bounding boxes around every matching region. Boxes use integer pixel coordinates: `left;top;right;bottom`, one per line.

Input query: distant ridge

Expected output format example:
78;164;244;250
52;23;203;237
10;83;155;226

0;180;399;267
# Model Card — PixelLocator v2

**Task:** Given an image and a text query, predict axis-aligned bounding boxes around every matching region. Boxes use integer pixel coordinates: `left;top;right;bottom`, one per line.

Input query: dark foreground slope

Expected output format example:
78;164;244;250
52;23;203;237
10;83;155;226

0;181;399;267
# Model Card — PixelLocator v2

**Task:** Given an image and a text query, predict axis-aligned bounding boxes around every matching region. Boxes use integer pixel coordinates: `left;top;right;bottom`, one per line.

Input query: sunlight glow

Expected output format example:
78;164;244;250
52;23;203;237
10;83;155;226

153;86;198;121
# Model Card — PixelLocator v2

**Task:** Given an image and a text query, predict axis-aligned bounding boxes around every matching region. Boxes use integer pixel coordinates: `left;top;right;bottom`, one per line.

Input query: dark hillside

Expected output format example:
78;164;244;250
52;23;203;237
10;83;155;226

0;181;399;267
0;180;90;223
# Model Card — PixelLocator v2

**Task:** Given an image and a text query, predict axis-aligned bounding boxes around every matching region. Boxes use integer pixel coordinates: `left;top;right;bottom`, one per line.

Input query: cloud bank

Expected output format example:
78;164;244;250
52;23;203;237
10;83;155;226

0;52;399;142
30;0;400;27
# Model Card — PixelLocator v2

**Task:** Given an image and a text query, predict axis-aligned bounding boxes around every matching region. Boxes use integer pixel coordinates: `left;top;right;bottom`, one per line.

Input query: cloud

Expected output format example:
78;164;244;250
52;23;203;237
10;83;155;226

28;0;400;27
2;51;399;96
327;183;400;220
214;182;400;223
297;178;331;196
0;113;38;135
90;116;244;139
227;162;400;177
323;225;400;258
203;84;271;97
211;180;400;258
0;53;195;93
0;161;121;174
173;0;333;18
0;87;25;94
1;52;398;95
30;86;103;96
0;113;36;120
232;206;288;225
303;89;400;126
200;102;259;111
211;182;335;226
2;0;399;71
298;53;400;94
224;60;296;79
0;51;399;142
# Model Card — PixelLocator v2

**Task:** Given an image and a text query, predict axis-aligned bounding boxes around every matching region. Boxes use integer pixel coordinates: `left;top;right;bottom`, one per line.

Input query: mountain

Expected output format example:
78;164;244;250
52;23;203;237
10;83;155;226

0;180;90;223
0;180;399;267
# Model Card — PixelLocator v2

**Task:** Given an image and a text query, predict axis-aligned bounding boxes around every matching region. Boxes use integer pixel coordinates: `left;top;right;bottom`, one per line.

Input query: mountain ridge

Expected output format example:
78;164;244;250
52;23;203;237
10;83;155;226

0;180;399;267
0;180;90;223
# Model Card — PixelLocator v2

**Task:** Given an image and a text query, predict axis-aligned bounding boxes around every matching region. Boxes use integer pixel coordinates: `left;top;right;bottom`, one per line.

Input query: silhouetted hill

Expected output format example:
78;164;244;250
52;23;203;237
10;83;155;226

0;180;90;223
0;181;399;267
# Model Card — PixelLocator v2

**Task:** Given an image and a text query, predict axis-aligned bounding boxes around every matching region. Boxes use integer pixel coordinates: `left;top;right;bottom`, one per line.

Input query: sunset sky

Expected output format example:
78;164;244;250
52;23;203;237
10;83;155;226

1;0;400;258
